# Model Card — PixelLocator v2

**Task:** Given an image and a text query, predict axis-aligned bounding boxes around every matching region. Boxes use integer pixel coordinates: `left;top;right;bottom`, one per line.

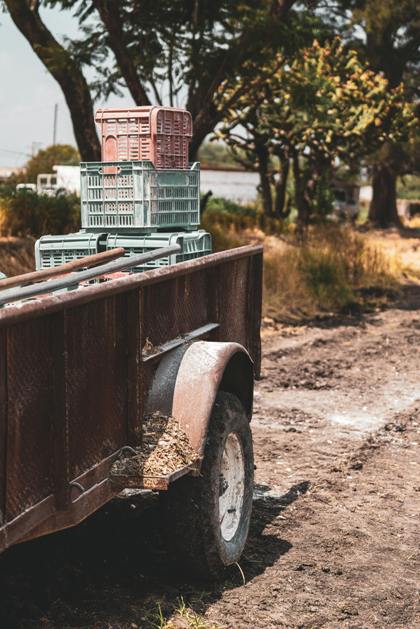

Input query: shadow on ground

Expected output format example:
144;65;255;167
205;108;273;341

286;283;420;331
0;481;309;628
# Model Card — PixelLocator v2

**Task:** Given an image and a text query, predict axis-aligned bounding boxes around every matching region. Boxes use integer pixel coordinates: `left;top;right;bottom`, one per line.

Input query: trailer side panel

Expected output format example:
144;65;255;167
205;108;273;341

0;246;263;551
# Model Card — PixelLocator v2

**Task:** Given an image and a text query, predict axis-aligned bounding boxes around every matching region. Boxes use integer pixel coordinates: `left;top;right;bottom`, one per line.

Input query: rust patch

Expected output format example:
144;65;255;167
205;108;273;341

172;341;253;454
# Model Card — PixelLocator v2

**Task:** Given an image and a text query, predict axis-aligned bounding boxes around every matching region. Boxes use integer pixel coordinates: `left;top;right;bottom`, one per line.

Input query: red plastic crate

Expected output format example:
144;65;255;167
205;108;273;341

95;106;192;169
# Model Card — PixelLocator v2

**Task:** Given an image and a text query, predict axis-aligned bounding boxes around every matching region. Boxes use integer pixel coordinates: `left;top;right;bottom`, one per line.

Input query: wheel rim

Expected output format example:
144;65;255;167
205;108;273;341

219;432;245;542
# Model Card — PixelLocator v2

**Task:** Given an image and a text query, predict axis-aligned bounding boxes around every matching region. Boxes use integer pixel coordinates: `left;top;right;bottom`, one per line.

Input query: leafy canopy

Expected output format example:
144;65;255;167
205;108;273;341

220;37;415;168
24;145;80;182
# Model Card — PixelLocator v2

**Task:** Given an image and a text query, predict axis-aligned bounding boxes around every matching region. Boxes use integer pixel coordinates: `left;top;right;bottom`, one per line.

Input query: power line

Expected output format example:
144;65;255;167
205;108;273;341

0;148;32;157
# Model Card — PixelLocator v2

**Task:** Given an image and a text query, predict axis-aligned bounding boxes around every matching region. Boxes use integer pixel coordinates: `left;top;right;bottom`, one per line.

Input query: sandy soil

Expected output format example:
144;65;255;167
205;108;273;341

0;288;419;628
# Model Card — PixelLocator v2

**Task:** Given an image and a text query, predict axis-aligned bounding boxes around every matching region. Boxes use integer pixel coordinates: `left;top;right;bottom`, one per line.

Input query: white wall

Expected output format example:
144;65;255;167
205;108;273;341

200;169;259;203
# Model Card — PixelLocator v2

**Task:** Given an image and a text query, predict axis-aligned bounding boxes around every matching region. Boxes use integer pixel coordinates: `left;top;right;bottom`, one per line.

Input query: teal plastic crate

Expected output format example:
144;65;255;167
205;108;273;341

35;232;106;269
34;230;212;272
80;161;200;232
105;230;212;270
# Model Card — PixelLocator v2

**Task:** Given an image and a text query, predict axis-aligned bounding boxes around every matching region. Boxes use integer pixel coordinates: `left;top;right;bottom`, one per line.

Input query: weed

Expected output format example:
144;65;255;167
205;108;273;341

148;597;217;629
0;191;80;238
201;197;285;251
0;237;35;276
263;226;398;320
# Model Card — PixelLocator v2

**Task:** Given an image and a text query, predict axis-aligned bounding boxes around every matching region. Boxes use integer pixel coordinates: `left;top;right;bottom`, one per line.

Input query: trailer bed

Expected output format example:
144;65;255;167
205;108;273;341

0;245;262;553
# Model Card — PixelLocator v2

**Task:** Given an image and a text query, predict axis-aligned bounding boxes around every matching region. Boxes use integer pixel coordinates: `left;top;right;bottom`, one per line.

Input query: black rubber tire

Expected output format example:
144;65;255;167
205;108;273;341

160;391;254;579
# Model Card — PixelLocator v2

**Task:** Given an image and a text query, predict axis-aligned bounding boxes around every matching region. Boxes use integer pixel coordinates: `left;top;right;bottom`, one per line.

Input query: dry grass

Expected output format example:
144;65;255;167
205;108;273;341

366;225;420;282
0;219;414;326
0;237;35;277
263;226;399;320
202;213;402;320
149;598;217;629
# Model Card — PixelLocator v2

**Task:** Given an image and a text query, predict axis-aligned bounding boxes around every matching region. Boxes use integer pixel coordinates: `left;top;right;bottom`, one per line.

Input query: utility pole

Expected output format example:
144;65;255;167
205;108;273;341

52;103;58;146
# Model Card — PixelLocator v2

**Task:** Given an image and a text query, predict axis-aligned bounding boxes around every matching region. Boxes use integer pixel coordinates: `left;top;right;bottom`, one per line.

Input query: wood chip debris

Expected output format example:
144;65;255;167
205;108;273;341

111;413;199;480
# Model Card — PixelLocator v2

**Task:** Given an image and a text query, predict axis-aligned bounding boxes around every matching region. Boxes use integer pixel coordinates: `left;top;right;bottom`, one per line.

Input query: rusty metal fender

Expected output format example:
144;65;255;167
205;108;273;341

146;341;254;458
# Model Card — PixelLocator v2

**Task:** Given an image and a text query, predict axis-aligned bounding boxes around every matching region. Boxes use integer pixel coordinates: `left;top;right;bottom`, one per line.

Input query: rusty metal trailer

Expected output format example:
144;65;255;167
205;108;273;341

0;245;262;577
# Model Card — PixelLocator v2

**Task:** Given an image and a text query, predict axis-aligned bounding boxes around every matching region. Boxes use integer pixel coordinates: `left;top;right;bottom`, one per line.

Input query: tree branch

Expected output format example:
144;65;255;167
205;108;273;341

5;0;100;160
92;0;151;106
189;1;296;154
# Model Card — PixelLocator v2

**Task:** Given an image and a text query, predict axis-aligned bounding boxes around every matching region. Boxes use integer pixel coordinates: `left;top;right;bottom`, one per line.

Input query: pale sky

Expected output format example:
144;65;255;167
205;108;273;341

0;6;130;168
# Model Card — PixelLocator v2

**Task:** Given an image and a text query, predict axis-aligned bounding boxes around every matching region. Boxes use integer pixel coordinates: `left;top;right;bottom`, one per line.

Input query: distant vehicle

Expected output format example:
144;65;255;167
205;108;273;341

16;182;36;193
16;165;80;197
16;173;59;196
332;183;360;221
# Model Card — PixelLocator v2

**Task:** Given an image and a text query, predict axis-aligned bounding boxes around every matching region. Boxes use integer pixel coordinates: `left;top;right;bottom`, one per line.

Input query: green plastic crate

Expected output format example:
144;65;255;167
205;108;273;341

35;232;106;269
105;230;212;270
80;161;200;232
34;230;212;272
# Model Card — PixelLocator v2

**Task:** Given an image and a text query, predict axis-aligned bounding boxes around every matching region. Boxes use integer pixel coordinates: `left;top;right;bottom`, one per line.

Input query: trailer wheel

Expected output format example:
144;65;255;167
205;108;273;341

161;391;254;579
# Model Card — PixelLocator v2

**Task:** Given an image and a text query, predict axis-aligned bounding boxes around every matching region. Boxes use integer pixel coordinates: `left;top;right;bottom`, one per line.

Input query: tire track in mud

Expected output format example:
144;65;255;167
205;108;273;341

204;294;420;628
205;402;420;629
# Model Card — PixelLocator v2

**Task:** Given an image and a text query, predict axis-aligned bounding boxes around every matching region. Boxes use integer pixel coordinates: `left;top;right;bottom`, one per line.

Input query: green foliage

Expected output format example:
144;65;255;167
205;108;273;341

204;196;258;218
336;1;420;88
219;37;415;224
23;144;80;183
201;196;285;250
222;38;414;164
397;175;420;199
0;190;80;237
36;0;299;156
319;1;420;224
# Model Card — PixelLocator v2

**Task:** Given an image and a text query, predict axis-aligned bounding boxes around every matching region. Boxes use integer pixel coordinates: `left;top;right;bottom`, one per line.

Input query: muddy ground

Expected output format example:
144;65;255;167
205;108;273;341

0;286;419;628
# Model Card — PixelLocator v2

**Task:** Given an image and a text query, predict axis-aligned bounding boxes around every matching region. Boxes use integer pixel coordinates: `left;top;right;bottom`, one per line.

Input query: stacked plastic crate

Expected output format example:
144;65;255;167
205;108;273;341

35;106;212;271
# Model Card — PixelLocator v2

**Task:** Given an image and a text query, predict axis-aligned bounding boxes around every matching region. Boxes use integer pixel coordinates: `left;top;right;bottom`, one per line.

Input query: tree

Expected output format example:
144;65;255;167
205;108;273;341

320;0;420;226
24;144;80;181
220;38;414;231
3;0;297;160
4;0;100;161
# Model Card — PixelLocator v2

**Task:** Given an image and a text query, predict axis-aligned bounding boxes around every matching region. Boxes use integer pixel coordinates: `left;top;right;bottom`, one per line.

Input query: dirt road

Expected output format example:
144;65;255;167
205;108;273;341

0;287;419;628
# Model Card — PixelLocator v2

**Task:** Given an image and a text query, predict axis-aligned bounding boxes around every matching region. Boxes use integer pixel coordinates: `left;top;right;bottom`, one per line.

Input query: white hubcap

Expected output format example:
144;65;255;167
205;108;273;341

219;432;245;542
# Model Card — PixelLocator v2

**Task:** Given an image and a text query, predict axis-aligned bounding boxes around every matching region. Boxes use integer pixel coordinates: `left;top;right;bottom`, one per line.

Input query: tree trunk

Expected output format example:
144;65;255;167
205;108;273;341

368;163;401;228
293;156;311;238
189;105;223;160
274;154;290;219
92;1;151;106
256;144;273;217
188;1;297;158
5;0;100;161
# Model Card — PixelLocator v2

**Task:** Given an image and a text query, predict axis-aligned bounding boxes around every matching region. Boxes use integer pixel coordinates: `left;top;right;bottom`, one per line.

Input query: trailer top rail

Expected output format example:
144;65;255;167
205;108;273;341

0;245;181;307
0;247;126;291
0;245;262;327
